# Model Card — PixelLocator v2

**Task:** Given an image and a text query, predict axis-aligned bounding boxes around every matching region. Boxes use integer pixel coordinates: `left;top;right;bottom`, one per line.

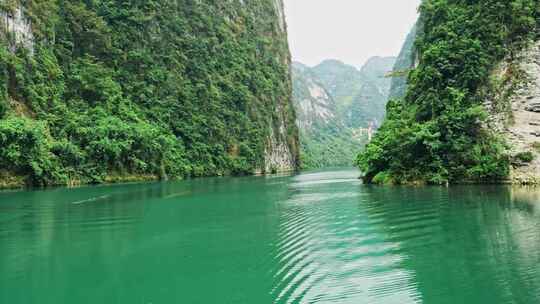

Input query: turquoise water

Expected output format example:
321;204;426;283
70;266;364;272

1;168;539;303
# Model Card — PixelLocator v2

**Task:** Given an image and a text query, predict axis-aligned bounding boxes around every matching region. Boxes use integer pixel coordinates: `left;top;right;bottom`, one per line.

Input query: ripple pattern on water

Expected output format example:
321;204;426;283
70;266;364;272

1;169;540;304
271;171;422;304
269;172;540;304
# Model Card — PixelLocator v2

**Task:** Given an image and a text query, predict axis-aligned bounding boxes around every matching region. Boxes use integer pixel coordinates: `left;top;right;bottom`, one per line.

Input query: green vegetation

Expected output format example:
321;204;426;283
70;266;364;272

299;122;361;169
0;0;298;187
358;0;539;185
515;152;535;163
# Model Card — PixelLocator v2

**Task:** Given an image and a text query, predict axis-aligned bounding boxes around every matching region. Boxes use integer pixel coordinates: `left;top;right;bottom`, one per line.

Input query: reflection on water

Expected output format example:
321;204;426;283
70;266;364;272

1;169;539;303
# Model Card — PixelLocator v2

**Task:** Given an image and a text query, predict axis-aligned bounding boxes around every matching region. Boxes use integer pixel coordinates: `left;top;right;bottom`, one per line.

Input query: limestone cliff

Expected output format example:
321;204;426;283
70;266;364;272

260;0;299;173
485;40;540;184
292;62;337;131
0;6;33;53
310;58;396;130
291;61;361;168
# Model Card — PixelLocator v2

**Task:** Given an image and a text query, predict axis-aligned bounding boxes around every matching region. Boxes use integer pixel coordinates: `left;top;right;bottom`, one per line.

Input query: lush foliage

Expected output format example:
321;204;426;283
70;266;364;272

358;0;539;184
299;121;361;169
0;0;298;186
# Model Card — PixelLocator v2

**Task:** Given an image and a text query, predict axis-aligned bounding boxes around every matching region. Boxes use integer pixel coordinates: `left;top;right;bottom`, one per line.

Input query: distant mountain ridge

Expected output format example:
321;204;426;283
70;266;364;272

292;57;396;168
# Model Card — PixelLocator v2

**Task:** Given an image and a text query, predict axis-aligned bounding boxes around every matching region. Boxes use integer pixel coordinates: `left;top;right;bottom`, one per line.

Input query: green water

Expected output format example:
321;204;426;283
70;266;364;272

1;168;540;304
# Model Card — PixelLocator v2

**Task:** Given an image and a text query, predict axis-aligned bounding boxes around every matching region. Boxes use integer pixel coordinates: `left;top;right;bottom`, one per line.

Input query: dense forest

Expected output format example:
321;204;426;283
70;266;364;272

0;0;299;187
358;0;540;185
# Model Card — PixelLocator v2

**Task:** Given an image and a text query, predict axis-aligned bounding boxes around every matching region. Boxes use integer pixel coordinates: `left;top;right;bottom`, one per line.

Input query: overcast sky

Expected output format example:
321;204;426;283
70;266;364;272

283;0;421;68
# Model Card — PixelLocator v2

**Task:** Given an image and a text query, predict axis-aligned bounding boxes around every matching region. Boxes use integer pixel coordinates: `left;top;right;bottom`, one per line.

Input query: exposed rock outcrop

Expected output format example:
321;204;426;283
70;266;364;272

310;58;396;130
264;118;297;173
292;62;336;131
485;41;540;184
0;6;33;54
261;0;299;173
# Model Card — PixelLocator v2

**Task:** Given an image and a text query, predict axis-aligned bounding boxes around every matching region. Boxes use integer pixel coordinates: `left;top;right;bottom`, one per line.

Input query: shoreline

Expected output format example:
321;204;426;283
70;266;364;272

0;168;300;191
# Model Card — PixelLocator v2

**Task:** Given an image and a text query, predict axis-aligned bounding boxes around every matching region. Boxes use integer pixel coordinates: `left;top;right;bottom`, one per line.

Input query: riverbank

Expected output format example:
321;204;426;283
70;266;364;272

360;172;540;186
0;171;162;190
0;168;299;190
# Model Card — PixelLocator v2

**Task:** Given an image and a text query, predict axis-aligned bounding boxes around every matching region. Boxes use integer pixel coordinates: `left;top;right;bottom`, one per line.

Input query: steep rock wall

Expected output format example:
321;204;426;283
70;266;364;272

485;40;540;184
291;62;336;131
260;0;299;173
0;6;33;53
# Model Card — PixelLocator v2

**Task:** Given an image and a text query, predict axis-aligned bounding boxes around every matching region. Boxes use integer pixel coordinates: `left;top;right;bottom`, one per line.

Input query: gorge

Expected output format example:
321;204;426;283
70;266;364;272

2;1;540;304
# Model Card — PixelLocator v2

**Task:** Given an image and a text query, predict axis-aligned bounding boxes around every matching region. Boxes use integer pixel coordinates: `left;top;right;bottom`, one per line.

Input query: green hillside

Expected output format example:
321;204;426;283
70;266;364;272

358;0;539;185
0;0;299;187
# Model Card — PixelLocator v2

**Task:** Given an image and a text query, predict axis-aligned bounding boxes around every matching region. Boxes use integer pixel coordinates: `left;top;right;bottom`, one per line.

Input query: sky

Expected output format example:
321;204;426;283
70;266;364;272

283;0;422;68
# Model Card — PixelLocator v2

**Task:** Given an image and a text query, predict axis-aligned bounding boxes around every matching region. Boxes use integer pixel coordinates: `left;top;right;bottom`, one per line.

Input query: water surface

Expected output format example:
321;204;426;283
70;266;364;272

1;168;540;303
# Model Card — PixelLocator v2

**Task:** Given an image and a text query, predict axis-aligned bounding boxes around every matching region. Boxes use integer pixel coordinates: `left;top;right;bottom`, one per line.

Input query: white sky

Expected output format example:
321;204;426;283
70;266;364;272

283;0;421;68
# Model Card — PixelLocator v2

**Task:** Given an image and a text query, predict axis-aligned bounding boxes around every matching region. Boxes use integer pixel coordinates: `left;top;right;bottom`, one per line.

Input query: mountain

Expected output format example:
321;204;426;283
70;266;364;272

358;0;540;185
292;57;395;169
311;58;395;129
0;0;299;187
291;62;359;168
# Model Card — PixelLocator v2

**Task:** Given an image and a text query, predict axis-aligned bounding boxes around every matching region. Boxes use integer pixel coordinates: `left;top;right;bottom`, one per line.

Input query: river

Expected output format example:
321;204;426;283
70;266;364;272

1;168;539;303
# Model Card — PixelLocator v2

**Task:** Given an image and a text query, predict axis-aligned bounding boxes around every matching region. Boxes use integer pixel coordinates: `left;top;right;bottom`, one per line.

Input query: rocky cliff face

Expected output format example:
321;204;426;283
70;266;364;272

260;0;299;173
0;6;33;53
0;0;298;186
485;40;540;184
292;62;337;131
292;61;360;168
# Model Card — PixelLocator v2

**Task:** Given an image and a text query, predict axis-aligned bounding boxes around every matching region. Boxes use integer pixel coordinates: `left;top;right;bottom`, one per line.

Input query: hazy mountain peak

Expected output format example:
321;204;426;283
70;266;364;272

361;56;397;78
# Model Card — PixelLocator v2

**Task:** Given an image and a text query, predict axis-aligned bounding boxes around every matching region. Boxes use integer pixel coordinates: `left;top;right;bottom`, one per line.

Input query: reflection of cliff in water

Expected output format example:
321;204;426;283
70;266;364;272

361;185;540;304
